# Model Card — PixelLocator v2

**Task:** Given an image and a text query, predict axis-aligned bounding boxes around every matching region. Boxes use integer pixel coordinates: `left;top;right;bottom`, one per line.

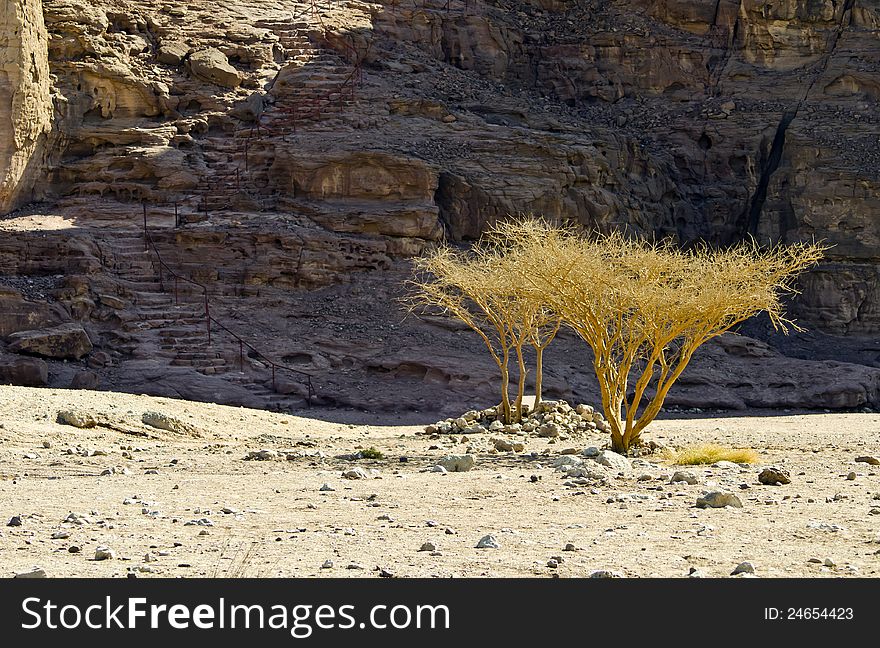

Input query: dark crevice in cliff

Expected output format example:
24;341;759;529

741;0;856;239
744;109;797;237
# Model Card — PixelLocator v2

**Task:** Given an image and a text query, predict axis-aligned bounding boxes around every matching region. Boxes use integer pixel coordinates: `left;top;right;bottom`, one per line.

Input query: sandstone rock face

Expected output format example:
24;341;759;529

0;0;52;212
0;0;876;415
7;323;93;359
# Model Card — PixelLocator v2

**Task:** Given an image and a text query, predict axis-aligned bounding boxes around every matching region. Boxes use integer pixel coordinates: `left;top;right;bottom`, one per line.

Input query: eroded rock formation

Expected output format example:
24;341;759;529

0;0;52;212
0;0;878;413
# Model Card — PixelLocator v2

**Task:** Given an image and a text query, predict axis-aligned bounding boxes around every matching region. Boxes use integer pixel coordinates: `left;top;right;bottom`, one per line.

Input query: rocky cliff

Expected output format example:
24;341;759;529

0;0;878;413
0;0;52;212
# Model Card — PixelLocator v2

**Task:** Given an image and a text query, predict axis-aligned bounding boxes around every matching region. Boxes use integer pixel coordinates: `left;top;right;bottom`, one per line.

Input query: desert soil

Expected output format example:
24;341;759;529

1;385;878;578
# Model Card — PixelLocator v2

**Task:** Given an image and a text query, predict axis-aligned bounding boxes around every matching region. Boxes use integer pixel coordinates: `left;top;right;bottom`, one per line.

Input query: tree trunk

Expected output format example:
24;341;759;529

499;357;512;424
513;344;527;423
534;346;544;408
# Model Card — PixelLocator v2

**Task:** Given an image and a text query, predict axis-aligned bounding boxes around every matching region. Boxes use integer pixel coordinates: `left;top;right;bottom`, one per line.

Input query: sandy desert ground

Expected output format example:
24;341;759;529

1;385;878;578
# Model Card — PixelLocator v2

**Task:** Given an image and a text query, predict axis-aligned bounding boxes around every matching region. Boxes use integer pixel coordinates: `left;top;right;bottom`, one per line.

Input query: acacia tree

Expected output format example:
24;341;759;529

510;222;826;454
407;242;558;424
484;220;562;409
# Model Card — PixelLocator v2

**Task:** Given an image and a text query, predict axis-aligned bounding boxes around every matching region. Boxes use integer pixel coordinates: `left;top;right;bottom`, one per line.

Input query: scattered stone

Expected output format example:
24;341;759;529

824;557;837;568
589;570;624;578
475;534;500;549
696;491;743;509
7;515;22;527
731;561;755;575
321;560;333;569
184;518;214;527
56;409;97;429
319;483;335;491
593;450;631;473
563;543;576;552
94;546;115;561
547;559;559;568
492;437;524;452
51;531;69;539
437;454;475;472
419;541;436;552
846;471;857;480
552;455;583;469
142;411;200;436
64;512;92;525
246;449;278;461
14;567;47;578
68;545;81;554
855;456;880;466
537;423;560;438
342;467;369;480
670;470;700;485
758;467;791;486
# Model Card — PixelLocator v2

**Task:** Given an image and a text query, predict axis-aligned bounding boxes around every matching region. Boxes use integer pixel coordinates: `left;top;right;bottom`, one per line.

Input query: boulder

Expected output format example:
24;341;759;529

70;370;99;390
437;454;476;472
57;409;97;428
593;450;632;474
0;356;48;386
0;290;66;338
7;323;92;359
142;411;200;436
758;467;791;486
188;48;241;88
696;491;743;509
157;39;190;66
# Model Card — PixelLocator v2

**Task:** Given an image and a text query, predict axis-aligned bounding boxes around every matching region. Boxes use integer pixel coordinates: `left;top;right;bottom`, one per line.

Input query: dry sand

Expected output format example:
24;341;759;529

1;385;879;578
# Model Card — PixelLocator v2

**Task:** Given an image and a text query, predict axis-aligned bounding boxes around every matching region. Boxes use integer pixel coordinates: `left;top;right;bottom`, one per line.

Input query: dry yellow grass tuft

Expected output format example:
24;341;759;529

667;443;760;465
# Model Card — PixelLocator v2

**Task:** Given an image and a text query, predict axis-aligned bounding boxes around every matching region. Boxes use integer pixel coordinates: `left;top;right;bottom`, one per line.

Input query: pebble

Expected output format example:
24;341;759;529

319;483;335;491
64;512;92;525
437;454;476;472
342;467;370;480
696;491;743;509
758;467;791;485
247;449;279;461
184;518;214;527
547;559;559;568
7;515;22;527
51;531;70;539
475;534;500;549
14;567;47;578
563;543;577;551
321;560;333;569
94;546;115;561
855;456;880;466
670;470;700;485
419;541;437;552
589;570;624;578
846;471;857;480
68;545;81;554
731;561;755;575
